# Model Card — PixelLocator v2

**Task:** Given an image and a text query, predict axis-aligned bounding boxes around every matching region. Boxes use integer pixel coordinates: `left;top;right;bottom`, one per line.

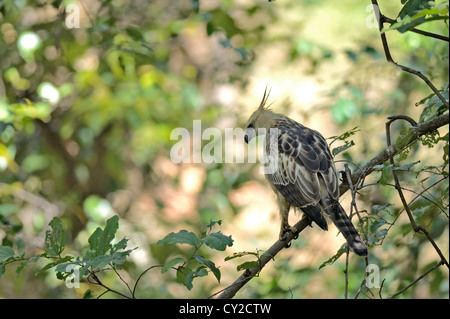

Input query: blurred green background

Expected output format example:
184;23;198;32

0;0;448;298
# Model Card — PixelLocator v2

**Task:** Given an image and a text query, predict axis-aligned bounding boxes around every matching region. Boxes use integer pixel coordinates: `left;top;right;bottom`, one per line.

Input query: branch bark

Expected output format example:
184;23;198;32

216;112;449;299
216;215;312;299
339;112;449;196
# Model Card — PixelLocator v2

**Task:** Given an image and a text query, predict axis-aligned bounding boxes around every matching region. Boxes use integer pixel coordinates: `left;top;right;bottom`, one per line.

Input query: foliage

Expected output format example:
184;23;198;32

157;219;233;291
0;0;449;299
383;0;448;34
0;216;232;298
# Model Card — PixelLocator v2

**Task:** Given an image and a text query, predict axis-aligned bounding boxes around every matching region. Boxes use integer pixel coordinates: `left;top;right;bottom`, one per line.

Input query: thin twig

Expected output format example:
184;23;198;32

132;264;164;298
344;247;350;299
385;117;449;268
344;165;370;243
387;261;445;298
382;15;449;42
111;264;134;297
88;271;133;299
371;1;449;109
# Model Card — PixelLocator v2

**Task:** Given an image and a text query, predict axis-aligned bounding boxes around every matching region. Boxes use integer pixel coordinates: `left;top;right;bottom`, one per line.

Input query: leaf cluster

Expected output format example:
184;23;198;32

383;0;449;34
0;215;134;298
157;220;233;291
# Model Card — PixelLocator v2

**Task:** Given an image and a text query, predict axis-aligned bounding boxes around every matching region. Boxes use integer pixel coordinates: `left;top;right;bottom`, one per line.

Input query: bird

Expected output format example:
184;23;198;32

244;87;368;256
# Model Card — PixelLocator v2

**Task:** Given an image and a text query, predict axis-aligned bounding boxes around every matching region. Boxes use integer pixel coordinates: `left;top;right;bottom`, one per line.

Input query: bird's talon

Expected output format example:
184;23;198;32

279;231;288;242
279;226;299;248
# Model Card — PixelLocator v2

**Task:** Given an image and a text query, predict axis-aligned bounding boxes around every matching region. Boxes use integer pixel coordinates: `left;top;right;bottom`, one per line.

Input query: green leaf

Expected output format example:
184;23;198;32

176;266;192;289
372;204;393;213
205;219;222;228
111;238;129;253
382;1;448;34
193;255;221;282
379;164;393;185
395;1;448;33
111;249;134;265
185;267;208;290
83;289;94;299
237;261;260;271
162;257;184;273
55;260;84;273
45;217;65;256
395;127;418;152
375;229;388;240
0;245;16;262
91;255;113;270
412;205;431;218
125;27;144;41
157;230;200;247
319;248;345;269
36;255;73;275
370;220;388;233
201;231;233;251
88;215;119;256
419;90;449;123
328;127;360;145
332;140;355;156
225;251;260;261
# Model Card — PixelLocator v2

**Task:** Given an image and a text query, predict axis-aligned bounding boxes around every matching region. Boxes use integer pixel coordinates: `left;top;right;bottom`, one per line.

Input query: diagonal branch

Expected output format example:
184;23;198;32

216;112;449;299
340;112;449;195
216;215;312;299
387;260;445;299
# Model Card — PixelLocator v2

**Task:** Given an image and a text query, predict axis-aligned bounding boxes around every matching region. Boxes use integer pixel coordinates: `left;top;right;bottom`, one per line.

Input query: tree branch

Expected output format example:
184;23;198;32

387;261;445;299
216;215;312;299
385;116;449;268
340;112;449;195
216;112;448;299
371;0;449;109
381;15;449;43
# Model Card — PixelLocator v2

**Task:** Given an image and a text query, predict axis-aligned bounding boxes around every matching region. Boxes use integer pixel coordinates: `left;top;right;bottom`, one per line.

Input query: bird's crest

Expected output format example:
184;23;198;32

258;85;273;111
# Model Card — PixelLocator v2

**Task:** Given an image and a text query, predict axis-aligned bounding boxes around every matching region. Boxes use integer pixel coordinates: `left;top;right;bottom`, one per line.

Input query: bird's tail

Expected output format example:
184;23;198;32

325;199;368;257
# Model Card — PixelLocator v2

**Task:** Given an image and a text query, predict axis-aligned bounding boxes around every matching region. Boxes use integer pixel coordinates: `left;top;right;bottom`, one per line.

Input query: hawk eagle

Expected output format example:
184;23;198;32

244;88;367;256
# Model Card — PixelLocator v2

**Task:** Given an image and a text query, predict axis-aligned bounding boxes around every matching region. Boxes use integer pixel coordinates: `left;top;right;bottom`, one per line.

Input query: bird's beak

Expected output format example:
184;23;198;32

244;127;255;144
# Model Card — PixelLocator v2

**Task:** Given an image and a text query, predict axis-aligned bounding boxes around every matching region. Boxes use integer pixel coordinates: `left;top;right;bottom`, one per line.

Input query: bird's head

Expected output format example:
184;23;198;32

244;86;274;144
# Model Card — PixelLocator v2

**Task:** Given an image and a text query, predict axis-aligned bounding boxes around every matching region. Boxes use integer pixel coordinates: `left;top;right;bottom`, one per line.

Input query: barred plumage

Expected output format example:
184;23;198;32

244;88;367;256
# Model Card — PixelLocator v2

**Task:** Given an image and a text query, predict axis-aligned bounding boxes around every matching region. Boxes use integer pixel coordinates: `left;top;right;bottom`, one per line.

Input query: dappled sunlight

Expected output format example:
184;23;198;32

0;0;448;299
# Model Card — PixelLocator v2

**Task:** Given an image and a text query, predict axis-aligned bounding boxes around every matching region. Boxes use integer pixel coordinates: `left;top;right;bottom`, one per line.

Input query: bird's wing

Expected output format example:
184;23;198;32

265;124;339;207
